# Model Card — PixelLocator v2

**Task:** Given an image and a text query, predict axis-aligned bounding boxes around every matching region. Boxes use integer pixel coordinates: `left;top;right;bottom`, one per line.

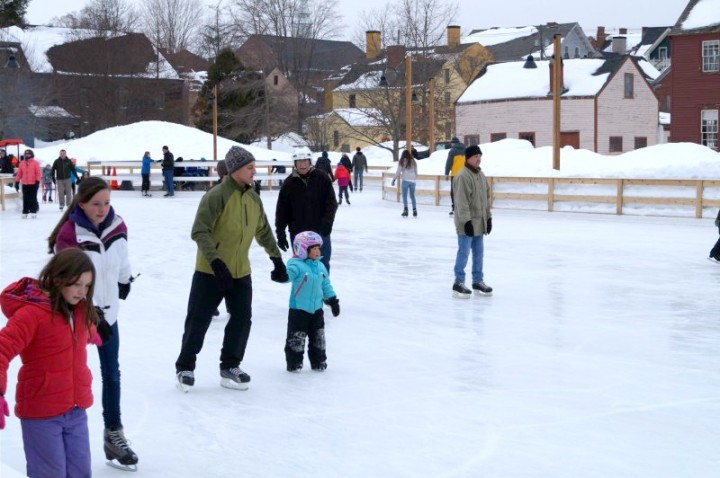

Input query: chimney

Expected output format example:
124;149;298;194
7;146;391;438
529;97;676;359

386;45;406;69
447;25;461;47
612;36;627;53
366;30;381;60
619;27;627;35
595;26;606;49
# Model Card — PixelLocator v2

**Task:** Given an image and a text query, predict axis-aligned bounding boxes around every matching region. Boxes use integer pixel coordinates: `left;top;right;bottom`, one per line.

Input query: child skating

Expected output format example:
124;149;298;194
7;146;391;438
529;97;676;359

285;231;340;372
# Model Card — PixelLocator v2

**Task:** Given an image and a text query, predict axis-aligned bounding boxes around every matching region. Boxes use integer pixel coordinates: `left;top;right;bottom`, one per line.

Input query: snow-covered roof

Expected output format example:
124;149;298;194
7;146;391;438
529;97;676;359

335;71;384;92
28;105;77;118
0;25;179;79
636;58;662;80
462;26;537;47
680;0;720;30
458;58;610;104
332;108;383;127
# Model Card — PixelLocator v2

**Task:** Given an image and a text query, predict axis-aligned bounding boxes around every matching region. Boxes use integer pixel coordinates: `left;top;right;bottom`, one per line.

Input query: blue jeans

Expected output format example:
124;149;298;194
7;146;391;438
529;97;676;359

454;234;484;284
353;169;364;190
401;181;416;209
98;321;122;429
21;407;91;478
163;170;174;195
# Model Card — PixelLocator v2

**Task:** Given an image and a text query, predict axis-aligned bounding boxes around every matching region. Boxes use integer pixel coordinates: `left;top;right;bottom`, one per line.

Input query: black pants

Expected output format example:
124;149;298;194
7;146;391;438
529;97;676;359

21;183;39;214
338;185;350;203
141;173;150;193
175;271;253;372
285;308;326;368
450;176;455;211
711;227;720;258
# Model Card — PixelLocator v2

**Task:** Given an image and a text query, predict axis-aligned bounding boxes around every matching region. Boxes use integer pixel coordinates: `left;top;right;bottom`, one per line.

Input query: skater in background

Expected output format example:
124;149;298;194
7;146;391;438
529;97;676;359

0;249;109;478
339;153;353;191
351;147;368;192
444;137;465;216
271;158;286;188
335;162;351;205
285;231;340;372
141;151;153;197
161;145;175;197
710;209;720;263
175;146;288;393
314;151;334;182
51;149;78;212
15;148;41;219
392;149;418;218
70;158;86;194
0;148;14;174
48;177;139;470
276;148;338;273
42;164;54;203
452;145;493;299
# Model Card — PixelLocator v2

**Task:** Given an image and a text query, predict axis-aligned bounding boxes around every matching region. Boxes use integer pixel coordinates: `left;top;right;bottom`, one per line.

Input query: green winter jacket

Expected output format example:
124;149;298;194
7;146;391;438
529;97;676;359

192;177;280;278
453;163;491;236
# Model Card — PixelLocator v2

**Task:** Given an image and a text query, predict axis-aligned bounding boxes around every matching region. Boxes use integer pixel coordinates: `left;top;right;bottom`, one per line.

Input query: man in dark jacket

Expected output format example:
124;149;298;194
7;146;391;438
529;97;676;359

444;137;466;216
351;147;368;192
161;145;175;197
0;149;14;175
276;148;338;272
314;151;334;182
51;149;78;211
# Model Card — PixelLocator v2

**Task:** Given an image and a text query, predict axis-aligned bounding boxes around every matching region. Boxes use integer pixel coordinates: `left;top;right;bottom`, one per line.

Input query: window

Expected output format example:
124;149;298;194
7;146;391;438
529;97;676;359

609;136;623;152
634;137;647;149
574;47;580;58
701;109;718;149
519;132;535;146
464;134;479;146
273;75;279;85
490;133;506;142
624;73;634;99
444;91;451;107
444;69;450;84
333;130;339;147
702;40;719;72
658;46;668;60
564;46;569;59
349;94;356;108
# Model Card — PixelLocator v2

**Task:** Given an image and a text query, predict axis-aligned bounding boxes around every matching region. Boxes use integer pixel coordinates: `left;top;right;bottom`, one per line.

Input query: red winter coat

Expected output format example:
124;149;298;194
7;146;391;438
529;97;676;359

0;278;95;419
15;158;42;186
335;165;350;187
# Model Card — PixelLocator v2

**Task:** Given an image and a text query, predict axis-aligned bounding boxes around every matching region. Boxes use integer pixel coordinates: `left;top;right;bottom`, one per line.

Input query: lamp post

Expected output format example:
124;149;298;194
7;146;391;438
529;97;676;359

428;78;435;152
212;84;218;161
552;34;562;170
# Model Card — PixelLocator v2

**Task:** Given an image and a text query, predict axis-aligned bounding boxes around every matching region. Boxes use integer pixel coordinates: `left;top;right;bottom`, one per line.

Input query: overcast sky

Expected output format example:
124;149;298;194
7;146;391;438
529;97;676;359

26;0;685;41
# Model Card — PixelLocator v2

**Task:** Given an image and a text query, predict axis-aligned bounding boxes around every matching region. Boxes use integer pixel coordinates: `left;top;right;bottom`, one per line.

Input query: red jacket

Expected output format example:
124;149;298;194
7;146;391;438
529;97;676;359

15;158;41;185
335;165;350;187
0;278;95;419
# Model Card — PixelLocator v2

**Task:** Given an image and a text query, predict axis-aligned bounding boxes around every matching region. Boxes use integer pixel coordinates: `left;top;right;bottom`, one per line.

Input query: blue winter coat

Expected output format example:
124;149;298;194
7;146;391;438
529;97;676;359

141;154;153;174
287;257;335;314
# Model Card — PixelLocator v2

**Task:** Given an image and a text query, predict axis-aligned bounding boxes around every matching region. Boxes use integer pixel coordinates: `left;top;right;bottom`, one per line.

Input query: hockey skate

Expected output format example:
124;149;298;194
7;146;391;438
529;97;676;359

472;281;493;296
452;282;472;299
709;256;720;264
220;367;251;390
176;370;194;393
104;427;139;472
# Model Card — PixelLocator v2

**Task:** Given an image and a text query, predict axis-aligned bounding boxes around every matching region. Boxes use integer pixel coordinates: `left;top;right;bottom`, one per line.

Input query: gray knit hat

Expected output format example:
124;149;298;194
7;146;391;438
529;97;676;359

224;146;255;174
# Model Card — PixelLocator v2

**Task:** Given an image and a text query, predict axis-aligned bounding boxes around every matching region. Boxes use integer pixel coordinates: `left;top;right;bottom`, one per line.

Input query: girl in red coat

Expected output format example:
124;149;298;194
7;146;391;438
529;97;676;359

0;249;107;478
15;148;42;218
335;163;351;205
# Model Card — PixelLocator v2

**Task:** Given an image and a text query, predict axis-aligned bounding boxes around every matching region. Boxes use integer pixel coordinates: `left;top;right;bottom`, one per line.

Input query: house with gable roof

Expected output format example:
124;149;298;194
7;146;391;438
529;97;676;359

0;25;187;145
455;54;662;155
667;0;720;150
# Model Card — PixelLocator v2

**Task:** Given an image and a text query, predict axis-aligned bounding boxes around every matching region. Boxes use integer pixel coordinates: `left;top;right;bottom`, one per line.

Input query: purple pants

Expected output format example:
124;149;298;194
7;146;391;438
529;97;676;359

20;407;91;478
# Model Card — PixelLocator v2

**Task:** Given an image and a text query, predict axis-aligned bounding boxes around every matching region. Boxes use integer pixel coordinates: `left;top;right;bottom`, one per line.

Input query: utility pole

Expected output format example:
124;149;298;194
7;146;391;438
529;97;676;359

405;55;412;153
552;34;562;170
212;84;218;161
428;78;435;152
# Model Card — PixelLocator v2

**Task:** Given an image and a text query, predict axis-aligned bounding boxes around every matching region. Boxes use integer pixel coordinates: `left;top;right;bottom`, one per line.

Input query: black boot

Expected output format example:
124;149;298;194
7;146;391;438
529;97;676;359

401;207;408;217
413;208;417;217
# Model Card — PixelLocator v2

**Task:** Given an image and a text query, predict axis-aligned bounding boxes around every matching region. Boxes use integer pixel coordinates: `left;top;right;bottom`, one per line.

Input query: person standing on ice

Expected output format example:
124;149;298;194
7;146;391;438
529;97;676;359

48;177;138;470
175;146;288;393
141;151;153;197
51;149;78;211
392;149;418;217
285;231;340;372
451;144;493;298
709;209;720;263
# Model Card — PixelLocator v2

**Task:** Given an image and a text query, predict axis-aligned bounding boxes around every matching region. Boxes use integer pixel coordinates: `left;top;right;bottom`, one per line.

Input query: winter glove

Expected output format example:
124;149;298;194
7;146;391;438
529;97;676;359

326;297;340;317
118;282;130;300
318;222;332;237
210;259;234;291
391;178;396;186
0;394;9;430
464;221;474;237
276;231;289;252
94;307;113;345
14;182;18;191
486;217;492;235
270;257;289;283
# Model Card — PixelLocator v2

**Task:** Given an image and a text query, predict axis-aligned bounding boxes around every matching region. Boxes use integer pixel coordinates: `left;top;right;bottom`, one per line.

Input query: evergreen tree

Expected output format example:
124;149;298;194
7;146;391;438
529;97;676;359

0;0;30;27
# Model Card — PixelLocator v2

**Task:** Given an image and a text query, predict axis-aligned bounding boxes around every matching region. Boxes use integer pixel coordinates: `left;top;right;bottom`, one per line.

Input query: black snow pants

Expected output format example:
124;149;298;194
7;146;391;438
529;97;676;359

285;308;326;368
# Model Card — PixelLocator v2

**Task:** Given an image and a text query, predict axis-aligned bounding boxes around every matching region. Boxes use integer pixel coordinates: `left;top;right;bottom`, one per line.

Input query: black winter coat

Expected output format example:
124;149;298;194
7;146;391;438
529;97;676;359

51;157;78;181
161;151;174;171
314;157;334;181
275;168;338;238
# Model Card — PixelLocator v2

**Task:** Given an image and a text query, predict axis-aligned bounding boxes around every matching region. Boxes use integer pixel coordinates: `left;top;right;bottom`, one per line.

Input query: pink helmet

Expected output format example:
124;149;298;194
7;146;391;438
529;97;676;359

293;231;323;259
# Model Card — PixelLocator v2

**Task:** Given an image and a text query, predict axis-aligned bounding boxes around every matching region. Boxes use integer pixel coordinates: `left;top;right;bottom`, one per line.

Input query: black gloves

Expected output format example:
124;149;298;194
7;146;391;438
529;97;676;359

318;222;332;237
94;307;113;343
486;217;492;235
14;182;18;191
210;259;234;291
276;232;289;252
118;282;130;300
464;221;474;237
270;257;289;283
325;297;340;317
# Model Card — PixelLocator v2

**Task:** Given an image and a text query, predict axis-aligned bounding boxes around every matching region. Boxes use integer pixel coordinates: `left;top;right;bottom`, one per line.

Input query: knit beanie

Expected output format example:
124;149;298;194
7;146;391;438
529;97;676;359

224;146;255;174
465;145;482;159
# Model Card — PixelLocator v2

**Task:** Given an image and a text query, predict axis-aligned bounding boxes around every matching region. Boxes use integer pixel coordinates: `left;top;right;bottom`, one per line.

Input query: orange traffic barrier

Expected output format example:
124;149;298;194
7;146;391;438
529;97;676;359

110;167;119;190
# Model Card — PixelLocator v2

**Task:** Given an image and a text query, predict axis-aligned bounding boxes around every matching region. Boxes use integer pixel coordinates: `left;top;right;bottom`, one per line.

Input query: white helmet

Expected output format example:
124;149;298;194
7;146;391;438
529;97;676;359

292;147;313;163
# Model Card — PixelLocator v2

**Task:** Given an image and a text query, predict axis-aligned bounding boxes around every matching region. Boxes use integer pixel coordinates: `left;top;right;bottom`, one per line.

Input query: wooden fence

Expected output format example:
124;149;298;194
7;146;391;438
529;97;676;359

381;173;720;218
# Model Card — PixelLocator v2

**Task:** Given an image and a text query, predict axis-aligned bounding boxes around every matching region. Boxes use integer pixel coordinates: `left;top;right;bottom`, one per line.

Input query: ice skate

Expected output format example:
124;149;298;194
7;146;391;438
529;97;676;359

413;209;417;217
452;282;472;299
401;207;408;217
104;427;139;472
176;370;194;393
220;367;250;390
311;362;327;372
708;256;720;264
472;281;493;296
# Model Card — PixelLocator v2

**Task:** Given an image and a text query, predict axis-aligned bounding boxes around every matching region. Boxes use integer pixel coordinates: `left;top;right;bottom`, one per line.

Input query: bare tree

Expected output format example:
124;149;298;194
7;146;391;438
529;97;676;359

52;0;140;36
140;0;202;54
197;1;238;61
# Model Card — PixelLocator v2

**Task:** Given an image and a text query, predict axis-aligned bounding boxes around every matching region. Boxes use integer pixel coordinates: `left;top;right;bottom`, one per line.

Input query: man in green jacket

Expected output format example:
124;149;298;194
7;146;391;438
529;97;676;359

175;146;288;392
452;144;493;299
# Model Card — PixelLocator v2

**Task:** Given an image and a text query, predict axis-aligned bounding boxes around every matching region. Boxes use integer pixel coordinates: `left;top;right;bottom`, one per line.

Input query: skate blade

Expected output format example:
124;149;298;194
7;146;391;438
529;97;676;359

473;290;493;296
452;291;472;299
708;257;720;264
176;382;192;393
106;460;138;472
220;378;249;390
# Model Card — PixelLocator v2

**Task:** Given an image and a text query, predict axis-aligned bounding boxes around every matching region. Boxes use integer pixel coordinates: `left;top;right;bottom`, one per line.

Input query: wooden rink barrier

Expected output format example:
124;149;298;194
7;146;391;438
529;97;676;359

0;174;20;211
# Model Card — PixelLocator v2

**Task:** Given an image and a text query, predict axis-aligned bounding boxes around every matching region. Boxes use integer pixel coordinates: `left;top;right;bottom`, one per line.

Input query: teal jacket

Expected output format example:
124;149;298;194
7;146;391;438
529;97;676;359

287;257;335;314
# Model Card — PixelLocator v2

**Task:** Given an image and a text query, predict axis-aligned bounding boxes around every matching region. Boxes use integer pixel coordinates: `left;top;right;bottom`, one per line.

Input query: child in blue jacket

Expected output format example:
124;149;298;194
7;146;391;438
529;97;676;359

285;231;340;372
